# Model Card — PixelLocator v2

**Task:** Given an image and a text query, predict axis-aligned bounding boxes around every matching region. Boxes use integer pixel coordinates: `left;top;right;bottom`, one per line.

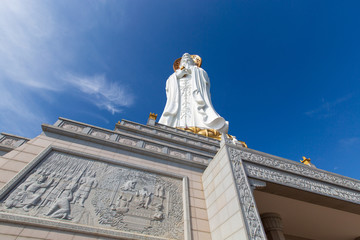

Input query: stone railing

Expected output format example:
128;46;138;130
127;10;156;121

46;118;213;167
116;120;220;153
0;133;30;153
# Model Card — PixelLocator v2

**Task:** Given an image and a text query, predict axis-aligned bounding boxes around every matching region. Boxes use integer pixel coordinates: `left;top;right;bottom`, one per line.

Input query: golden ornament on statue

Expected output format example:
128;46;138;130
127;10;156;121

173;55;202;71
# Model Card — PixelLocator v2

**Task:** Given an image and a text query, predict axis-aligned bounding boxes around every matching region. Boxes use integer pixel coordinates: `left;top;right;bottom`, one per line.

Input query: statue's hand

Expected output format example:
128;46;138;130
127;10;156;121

176;69;187;78
176;68;191;78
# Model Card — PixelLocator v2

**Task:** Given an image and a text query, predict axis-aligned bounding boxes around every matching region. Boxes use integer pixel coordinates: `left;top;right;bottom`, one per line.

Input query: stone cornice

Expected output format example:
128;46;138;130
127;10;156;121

57;117;219;154
116;119;220;153
228;146;360;191
42;120;210;170
228;146;360;204
0;132;29;152
55;118;214;158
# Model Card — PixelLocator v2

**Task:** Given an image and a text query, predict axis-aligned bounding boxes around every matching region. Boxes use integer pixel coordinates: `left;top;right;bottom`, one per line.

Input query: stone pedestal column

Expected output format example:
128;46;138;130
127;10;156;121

261;213;286;240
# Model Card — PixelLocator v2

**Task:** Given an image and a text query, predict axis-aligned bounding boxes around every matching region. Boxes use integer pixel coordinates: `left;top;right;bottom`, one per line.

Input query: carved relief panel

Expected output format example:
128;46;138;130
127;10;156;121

0;149;185;239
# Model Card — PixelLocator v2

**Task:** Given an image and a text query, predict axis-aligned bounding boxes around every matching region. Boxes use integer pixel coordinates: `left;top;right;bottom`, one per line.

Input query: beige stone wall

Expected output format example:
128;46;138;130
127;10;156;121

0;133;211;240
202;146;248;240
0;222;103;240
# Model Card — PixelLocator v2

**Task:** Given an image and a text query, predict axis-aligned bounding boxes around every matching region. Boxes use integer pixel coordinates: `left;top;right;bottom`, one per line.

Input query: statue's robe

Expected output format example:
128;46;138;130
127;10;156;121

159;66;228;133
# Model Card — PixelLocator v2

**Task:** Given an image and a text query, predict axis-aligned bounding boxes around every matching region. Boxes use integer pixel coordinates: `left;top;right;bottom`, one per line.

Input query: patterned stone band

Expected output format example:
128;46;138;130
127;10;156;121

227;146;267;240
229;147;360;204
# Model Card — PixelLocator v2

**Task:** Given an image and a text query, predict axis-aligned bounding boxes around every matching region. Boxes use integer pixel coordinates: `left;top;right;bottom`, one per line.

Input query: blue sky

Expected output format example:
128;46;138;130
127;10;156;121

1;1;360;179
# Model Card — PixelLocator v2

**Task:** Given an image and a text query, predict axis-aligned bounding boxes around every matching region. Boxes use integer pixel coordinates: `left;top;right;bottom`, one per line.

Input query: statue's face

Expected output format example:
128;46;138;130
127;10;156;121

180;53;195;67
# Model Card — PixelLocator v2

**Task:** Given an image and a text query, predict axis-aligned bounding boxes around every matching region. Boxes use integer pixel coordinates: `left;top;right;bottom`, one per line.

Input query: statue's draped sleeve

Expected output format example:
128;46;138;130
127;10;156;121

192;67;226;130
159;73;179;126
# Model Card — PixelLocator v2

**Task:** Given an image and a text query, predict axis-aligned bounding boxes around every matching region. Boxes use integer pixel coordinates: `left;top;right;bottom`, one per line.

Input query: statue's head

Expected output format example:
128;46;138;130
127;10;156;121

180;53;195;67
173;53;202;71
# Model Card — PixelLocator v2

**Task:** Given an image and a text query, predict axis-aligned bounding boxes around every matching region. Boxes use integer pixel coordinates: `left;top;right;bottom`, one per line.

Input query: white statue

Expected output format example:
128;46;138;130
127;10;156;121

159;53;228;133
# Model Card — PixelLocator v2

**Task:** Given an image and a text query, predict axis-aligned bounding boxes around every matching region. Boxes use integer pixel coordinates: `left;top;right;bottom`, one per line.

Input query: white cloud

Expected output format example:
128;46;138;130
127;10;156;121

305;94;353;118
338;137;360;147
0;81;48;137
0;1;132;137
0;1;61;90
62;73;134;114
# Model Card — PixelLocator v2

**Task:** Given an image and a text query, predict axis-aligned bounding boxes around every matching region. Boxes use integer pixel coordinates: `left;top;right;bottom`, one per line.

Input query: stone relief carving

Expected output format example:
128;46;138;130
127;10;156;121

144;143;162;153
141;127;155;134
0;151;184;239
118;137;137;146
0;137;17;147
228;147;267;240
61;123;84;132
173;136;186;142
169;150;186;159
5;174;53;211
90;130;110;140
122;122;137;129
230;148;360;192
158;132;171;138
72;171;98;206
192;155;208;164
201;143;216;150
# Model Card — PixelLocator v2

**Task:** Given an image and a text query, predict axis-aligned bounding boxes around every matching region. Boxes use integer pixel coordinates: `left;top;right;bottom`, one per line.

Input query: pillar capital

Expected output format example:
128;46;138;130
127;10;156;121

261;213;285;240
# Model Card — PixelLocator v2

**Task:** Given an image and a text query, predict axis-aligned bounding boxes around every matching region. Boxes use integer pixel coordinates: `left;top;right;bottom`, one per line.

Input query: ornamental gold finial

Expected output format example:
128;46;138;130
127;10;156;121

301;156;311;165
149;113;158;120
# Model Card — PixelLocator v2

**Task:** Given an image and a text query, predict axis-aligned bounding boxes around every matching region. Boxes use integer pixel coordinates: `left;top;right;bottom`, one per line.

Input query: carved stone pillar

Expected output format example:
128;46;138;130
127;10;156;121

261;213;286;240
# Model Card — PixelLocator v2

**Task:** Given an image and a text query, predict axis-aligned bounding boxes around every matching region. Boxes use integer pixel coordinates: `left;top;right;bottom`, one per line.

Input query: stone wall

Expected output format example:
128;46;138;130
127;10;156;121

202;145;249;240
0;118;213;240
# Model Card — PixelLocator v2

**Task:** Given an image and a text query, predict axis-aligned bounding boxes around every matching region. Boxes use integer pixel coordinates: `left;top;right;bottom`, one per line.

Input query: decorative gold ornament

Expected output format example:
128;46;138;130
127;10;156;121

177;127;247;148
301;156;312;165
149;112;158;120
173;55;202;71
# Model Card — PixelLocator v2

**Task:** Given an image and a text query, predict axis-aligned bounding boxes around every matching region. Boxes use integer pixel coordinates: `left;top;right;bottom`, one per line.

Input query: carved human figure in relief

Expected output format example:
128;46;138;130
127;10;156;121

110;180;137;214
159;53;229;133
5;175;53;211
112;194;133;214
136;187;152;209
72;171;98;207
45;177;78;220
153;203;164;220
155;185;165;198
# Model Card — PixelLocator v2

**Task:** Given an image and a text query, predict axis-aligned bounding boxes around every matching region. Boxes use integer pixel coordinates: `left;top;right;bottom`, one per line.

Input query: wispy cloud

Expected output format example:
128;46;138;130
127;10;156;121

338;137;360;147
0;81;48;137
0;1;62;90
0;1;132;137
62;73;134;114
305;94;353;119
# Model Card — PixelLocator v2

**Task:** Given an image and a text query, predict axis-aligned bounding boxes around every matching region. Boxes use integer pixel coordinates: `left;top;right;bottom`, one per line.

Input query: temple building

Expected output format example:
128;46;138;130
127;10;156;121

0;54;360;240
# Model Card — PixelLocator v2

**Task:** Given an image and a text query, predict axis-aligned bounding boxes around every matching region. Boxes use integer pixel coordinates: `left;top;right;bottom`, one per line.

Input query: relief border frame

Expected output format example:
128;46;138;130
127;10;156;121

0;145;192;240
